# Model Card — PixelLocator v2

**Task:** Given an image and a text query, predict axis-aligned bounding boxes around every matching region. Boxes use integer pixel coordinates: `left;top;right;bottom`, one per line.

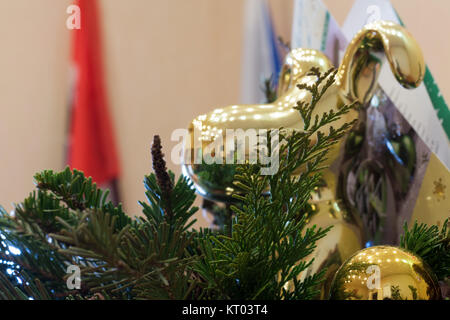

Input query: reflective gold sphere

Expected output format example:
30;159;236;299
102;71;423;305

329;246;442;300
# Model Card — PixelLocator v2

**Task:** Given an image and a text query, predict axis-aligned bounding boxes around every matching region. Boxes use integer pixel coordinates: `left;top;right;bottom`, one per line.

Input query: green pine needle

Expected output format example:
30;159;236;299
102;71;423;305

400;219;449;281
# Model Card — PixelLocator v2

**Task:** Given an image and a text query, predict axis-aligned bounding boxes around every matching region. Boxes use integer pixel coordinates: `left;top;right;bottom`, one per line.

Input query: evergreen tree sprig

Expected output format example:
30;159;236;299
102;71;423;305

194;67;357;300
400;219;449;281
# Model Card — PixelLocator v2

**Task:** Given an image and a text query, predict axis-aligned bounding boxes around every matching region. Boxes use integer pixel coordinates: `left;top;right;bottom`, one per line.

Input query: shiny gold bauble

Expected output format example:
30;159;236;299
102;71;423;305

329;246;442;300
282;197;363;299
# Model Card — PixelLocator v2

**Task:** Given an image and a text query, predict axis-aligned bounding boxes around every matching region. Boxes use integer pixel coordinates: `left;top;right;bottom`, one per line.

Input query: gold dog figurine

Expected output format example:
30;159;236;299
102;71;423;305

182;21;424;205
182;21;425;298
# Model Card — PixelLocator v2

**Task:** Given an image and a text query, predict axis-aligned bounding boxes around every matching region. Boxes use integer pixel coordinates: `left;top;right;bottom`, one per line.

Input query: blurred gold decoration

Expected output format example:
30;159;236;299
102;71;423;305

410;153;450;230
283;200;363;299
329;246;442;300
182;21;426;296
182;21;425;204
433;178;446;201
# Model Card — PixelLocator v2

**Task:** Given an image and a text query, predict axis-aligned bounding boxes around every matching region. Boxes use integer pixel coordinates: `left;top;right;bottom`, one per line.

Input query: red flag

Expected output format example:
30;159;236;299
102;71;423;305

67;0;120;196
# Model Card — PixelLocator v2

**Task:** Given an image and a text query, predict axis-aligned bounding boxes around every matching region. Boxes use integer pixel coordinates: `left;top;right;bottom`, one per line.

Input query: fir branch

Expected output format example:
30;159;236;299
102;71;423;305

32;167;131;231
0;141;201;300
195;67;356;299
9;66;448;301
400;219;449;281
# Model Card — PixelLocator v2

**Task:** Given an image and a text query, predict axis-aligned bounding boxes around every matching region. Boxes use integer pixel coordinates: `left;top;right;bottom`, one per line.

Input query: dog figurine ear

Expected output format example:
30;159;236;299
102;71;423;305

337;20;425;106
277;49;334;97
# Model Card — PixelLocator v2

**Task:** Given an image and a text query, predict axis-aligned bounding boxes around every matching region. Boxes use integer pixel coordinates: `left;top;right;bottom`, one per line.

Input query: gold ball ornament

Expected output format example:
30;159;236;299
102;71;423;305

329;246;442;300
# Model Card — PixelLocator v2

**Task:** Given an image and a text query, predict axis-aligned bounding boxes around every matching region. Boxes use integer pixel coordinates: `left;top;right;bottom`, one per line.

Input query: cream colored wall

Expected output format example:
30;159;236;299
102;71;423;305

100;0;245;222
0;0;71;210
0;1;448;227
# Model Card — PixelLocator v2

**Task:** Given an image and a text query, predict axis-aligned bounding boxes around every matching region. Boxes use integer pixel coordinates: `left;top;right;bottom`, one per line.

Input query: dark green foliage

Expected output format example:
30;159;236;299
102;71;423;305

400;219;449;281
262;75;278;103
201;199;233;230
0;68;357;300
390;285;403;300
0;66;445;300
0;136;201;299
194;68;357;299
34;168;132;230
0;271;52;300
195;162;237;194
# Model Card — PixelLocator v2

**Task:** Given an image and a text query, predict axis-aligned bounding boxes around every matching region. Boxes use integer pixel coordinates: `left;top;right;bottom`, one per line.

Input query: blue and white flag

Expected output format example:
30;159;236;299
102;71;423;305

240;0;282;104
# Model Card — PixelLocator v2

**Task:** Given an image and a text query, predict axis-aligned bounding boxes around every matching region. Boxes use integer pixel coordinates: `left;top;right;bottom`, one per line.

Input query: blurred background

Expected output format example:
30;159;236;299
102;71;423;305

0;0;449;227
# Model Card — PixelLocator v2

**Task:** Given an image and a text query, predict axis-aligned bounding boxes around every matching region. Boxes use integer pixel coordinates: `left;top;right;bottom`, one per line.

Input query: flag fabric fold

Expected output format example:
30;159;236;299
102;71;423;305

240;0;282;104
67;0;120;197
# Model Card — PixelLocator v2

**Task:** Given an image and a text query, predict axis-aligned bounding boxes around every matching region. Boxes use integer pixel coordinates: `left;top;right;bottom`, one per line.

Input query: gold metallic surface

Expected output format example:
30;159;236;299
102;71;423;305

410;153;450;229
283;199;363;299
276;49;333;97
329;246;441;300
182;21;425;202
337;21;425;105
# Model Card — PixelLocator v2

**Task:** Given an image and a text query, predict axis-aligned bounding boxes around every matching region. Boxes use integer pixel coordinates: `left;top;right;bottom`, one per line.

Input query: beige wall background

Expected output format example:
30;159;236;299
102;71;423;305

0;0;448;227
